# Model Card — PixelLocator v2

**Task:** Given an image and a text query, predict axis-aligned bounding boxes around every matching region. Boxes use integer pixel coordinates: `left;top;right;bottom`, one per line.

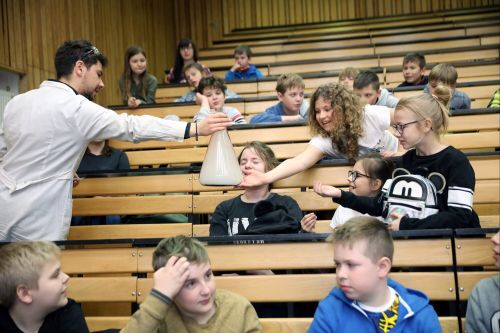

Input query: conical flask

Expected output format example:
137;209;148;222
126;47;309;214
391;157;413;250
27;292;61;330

199;129;243;186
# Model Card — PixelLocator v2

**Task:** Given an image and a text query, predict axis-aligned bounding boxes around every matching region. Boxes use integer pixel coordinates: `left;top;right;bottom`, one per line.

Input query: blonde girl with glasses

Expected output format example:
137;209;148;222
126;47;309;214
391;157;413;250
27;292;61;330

314;85;480;231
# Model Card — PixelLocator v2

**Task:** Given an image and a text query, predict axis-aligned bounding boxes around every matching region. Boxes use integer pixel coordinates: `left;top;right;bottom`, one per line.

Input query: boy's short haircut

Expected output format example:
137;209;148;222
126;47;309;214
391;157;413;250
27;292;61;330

152;236;210;271
197;76;227;95
234;44;253;58
331;216;394;263
353;70;380;91
403;52;426;69
0;241;61;308
429;63;458;86
183;62;205;75
275;73;305;94
339;67;360;81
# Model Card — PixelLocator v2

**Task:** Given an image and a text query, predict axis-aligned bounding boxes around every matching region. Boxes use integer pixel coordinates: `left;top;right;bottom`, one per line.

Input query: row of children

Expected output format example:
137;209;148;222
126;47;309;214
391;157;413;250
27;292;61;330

125;36;484;107
2;224;498;332
209;80;479;234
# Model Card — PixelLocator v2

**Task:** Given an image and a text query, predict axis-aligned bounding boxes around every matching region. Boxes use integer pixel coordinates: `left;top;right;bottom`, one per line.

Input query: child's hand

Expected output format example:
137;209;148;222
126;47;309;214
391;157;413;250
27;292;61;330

153;256;190;299
128;96;139;109
387;212;404;231
196;112;232;136
301;213;317;232
313;181;341;198
231;61;241;72
195;92;206;105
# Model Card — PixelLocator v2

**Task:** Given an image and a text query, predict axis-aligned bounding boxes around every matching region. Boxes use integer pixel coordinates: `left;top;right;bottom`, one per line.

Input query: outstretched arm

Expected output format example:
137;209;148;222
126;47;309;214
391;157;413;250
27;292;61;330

240;144;325;187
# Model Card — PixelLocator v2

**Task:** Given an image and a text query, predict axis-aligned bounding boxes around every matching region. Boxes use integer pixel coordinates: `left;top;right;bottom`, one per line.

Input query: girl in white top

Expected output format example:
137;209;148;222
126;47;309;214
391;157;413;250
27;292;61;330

240;82;398;188
331;156;394;229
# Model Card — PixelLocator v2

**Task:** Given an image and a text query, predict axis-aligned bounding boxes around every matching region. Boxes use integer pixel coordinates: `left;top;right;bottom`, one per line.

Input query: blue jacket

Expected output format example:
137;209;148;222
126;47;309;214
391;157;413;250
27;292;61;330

225;64;263;81
250;100;310;124
308;278;442;333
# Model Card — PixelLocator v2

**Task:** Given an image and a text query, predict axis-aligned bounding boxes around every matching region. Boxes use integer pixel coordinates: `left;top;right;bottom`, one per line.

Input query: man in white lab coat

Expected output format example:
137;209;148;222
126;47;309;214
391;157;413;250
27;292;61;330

0;40;231;241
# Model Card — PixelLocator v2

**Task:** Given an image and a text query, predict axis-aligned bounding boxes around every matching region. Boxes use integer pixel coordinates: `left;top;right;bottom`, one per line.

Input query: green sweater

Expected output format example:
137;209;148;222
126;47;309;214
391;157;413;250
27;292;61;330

120;289;262;333
118;73;158;105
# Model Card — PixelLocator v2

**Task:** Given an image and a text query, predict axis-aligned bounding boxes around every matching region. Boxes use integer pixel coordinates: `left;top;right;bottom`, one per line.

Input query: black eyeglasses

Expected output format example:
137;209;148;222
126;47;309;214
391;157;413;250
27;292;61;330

83;46;100;59
391;119;423;135
348;170;372;182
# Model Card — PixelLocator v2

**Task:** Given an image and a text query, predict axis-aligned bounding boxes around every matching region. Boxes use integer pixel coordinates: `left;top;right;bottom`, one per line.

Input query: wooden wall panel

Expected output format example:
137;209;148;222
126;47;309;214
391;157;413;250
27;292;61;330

221;0;500;30
0;0;179;106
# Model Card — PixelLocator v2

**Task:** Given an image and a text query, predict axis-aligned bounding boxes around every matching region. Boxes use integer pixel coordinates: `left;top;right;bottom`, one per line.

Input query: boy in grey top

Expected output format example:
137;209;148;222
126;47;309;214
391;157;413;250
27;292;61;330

354;70;399;108
194;76;246;124
466;231;500;333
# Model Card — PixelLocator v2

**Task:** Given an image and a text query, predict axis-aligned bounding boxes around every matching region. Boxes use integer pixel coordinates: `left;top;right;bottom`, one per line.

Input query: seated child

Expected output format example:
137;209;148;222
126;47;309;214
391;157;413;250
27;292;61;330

225;45;264;81
250;73;310;124
487;88;500;108
119;46;158;108
175;63;240;103
313;85;481;230
165;39;210;84
308;216;441;333
397;52;429;87
194;76;246;124
466;231;500;333
354;70;399;108
338;67;360;90
210;141;316;235
0;241;89;333
424;63;471;110
331;155;394;229
120;235;262;332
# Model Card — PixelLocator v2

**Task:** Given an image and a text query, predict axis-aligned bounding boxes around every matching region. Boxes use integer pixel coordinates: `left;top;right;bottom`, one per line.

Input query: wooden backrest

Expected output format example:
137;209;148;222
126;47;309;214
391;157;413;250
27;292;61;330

135;271;456;303
135;238;453;273
67;223;193;240
61;248;138;274
67;277;137;302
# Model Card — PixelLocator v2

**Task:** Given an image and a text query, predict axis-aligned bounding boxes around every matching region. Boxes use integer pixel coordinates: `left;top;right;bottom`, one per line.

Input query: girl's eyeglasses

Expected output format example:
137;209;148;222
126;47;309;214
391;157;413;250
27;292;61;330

391;119;423;135
348;170;372;182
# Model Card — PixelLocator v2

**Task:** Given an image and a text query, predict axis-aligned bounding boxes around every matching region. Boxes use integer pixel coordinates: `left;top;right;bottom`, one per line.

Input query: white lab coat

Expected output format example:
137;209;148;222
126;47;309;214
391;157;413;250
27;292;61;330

0;80;188;241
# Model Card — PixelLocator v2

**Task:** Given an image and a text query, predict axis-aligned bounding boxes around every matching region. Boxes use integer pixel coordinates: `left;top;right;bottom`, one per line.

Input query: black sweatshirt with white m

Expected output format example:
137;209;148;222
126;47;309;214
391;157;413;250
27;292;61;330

334;146;481;229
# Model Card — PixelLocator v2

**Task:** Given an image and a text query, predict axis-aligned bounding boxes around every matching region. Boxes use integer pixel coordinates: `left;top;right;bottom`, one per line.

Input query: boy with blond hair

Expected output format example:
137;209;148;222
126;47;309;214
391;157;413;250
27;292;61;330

121;235;261;332
339;67;360;90
250;73;310;124
308;217;441;332
0;241;88;332
424;63;471;110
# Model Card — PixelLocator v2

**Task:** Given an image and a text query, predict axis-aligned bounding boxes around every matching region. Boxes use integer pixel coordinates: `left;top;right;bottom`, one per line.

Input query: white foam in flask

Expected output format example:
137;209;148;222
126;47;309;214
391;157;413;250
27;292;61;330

199;128;243;186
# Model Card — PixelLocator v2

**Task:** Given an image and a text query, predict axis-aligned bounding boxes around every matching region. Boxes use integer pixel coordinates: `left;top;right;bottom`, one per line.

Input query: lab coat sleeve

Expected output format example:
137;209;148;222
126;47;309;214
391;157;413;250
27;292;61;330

74;99;188;143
